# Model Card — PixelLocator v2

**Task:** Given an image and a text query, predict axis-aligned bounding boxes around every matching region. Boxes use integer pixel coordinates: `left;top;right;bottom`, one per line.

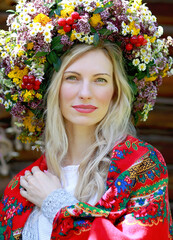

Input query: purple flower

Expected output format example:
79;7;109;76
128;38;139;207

75;18;90;34
11;102;26;118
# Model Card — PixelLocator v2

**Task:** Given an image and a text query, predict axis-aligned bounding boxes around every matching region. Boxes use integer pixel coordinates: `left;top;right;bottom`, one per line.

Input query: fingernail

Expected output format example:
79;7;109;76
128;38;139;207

44;170;48;173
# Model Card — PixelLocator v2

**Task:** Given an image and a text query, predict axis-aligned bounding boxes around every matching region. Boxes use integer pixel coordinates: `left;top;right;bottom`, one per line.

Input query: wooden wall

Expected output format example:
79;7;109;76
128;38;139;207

0;0;173;214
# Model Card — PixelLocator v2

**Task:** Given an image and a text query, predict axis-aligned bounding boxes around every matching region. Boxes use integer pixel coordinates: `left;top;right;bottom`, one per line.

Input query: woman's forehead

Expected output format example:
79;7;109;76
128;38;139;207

65;49;113;75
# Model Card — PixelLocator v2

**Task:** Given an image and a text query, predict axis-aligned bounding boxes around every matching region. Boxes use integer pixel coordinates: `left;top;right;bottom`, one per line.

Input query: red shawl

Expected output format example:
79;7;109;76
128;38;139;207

0;136;172;239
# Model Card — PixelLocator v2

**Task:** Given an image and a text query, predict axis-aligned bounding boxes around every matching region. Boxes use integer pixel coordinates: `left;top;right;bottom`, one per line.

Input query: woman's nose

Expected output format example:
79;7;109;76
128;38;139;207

78;81;92;100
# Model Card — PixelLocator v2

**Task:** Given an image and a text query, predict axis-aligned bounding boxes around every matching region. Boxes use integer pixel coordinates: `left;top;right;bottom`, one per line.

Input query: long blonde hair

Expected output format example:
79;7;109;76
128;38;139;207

44;43;136;202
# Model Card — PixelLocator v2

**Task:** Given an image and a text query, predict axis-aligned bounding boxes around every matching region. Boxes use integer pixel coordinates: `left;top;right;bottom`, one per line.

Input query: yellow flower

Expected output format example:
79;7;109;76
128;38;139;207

144;34;156;44
90;14;104;28
18;50;24;57
13;77;22;87
39;56;46;64
60;5;75;18
12;94;18;101
23;111;36;132
33;13;51;26
127;8;132;13
35;93;42;100
129;21;140;35
70;31;77;41
22;110;44;137
27;42;34;50
21;90;35;102
58;29;66;35
162;64;169;78
18;134;37;144
8;66;29;80
145;74;157;82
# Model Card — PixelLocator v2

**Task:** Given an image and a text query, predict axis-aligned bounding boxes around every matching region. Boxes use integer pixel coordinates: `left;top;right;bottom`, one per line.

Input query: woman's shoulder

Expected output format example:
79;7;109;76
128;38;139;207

111;135;167;168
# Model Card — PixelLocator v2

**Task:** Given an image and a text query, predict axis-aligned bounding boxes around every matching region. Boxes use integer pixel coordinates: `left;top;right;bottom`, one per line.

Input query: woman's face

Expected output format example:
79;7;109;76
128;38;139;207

59;49;114;127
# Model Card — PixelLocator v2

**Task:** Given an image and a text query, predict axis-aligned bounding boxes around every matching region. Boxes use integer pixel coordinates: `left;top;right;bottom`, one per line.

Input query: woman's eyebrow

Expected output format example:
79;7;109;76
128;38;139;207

94;73;112;77
64;71;80;75
64;71;111;77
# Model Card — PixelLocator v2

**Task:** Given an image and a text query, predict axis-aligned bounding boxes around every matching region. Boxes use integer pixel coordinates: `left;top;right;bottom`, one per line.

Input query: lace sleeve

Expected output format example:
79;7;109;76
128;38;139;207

41;188;79;223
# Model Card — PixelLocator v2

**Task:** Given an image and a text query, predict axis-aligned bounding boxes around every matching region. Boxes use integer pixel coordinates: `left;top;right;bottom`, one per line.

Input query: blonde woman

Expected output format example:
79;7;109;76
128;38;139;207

0;0;173;239
0;43;172;240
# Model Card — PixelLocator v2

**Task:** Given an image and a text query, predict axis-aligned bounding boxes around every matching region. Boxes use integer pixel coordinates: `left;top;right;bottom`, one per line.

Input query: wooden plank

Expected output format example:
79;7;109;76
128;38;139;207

158;77;173;98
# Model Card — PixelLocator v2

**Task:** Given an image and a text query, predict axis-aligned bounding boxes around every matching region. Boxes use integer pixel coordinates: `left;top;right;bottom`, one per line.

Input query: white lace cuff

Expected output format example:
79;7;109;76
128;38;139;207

41;189;78;223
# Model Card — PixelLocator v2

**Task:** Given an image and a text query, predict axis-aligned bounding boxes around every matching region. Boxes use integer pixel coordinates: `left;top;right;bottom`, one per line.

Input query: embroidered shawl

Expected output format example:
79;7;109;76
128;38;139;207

0;136;172;239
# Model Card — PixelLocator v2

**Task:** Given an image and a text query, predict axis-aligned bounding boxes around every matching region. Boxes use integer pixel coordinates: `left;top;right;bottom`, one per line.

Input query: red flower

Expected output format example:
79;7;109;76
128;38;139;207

7;206;16;219
3;225;11;240
60;218;74;235
72;208;83;216
0;214;8;226
98;186;117;208
146;203;158;216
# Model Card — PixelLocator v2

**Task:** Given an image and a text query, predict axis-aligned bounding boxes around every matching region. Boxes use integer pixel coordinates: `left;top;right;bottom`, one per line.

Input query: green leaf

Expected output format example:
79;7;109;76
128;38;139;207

98;29;113;35
53;57;61;72
51;36;61;49
105;1;114;8
49;9;55;18
93;33;99;46
128;78;138;95
54;44;64;52
90;26;96;33
47;51;58;64
55;6;63;16
93;7;104;14
35;51;48;57
6;10;15;13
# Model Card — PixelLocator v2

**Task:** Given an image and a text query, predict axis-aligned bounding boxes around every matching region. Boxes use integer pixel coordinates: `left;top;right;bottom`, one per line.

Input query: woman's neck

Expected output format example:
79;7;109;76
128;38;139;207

63;122;96;166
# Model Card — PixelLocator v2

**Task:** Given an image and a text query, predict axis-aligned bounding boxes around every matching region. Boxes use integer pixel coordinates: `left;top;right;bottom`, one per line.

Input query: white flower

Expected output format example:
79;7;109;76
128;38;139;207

23;7;28;13
30;30;37;37
138;63;146;71
88;35;94;44
28;23;34;29
4;101;9;109
151;15;157;22
144;57;150;64
8;100;13;107
133;58;140;66
28;6;36;14
16;4;23;12
141;49;147;55
43;29;51;37
122;29;127;36
23;14;31;24
11;21;18;30
44;36;52;43
142;103;153;121
0;97;3;104
1;52;8;59
154;26;163;38
74;32;82;39
46;24;54;31
127;16;133;22
121;21;127;28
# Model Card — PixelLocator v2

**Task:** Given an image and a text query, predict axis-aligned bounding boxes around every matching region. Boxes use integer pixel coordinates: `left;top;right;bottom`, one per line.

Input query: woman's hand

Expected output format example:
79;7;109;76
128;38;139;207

20;166;61;208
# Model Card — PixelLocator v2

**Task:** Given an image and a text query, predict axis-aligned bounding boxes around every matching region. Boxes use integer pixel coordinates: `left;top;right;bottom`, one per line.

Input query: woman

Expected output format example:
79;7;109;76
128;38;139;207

0;0;172;239
0;43;172;240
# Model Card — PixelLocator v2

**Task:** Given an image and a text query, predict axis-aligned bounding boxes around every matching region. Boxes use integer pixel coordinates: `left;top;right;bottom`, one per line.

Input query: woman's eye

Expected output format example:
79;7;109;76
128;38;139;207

96;78;107;83
65;76;77;81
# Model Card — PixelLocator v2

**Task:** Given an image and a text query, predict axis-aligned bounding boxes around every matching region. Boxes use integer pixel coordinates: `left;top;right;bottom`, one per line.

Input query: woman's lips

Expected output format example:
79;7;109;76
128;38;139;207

72;105;97;113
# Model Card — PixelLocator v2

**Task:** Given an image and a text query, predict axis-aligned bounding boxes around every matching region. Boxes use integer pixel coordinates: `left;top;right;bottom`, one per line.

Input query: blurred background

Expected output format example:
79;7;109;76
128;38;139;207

0;0;173;215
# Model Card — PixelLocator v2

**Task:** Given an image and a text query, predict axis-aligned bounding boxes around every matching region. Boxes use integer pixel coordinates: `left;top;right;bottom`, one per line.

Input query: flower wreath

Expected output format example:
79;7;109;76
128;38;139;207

0;0;173;146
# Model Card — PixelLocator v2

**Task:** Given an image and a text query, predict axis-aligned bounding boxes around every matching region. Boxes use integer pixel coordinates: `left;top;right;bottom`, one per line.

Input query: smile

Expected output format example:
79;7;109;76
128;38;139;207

72;105;97;113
